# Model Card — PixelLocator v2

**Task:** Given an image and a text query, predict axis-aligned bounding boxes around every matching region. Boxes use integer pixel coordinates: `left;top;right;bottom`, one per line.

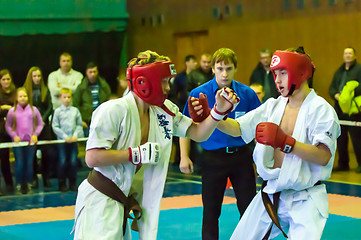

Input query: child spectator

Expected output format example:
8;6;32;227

52;88;83;192
5;87;43;194
23;66;54;188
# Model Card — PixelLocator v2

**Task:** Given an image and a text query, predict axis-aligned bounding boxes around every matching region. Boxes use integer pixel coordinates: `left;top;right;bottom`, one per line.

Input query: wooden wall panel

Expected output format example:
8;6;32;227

127;0;361;103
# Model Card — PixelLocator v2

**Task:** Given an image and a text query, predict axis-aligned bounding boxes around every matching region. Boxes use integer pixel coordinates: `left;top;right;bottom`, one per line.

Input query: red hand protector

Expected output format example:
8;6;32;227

255;122;296;153
188;93;211;122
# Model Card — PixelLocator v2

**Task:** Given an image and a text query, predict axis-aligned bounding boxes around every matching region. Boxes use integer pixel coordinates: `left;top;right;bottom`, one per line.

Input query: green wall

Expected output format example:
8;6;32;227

0;0;128;35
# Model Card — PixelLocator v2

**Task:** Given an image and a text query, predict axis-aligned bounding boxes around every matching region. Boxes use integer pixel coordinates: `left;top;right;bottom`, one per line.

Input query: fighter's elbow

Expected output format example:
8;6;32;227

85;150;98;168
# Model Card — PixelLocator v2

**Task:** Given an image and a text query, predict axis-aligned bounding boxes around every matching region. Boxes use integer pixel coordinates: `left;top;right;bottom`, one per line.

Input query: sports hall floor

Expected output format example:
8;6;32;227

0;144;360;240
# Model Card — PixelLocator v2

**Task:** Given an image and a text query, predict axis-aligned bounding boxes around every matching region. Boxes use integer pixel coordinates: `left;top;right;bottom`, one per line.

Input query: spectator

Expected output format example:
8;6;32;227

48;52;83;110
23;66;54;188
5;87;43;194
250;49;279;101
169;54;197;111
168;54;198;166
117;71;130;97
73;62;111;136
250;83;265;103
185;53;214;171
52;88;84;192
0;69;16;194
180;48;261;240
186;53;214;93
329;47;361;172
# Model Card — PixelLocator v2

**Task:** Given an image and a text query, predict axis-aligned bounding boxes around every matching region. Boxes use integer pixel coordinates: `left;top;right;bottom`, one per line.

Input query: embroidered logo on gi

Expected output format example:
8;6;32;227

157;114;172;140
325;131;333;138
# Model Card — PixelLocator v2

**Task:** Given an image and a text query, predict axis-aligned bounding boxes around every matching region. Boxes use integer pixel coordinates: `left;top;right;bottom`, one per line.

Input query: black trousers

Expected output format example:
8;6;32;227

201;145;256;240
0;133;13;188
335;103;361;168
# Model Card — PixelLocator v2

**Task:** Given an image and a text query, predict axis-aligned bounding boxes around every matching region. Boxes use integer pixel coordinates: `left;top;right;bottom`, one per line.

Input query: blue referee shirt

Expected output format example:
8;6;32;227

183;77;261;150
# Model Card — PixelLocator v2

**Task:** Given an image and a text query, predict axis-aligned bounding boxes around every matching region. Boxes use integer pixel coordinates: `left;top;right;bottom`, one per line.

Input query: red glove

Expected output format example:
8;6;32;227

188;93;211;122
255;122;296;153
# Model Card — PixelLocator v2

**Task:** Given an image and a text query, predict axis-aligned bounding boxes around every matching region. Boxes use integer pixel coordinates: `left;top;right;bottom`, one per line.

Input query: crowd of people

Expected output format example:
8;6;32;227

0;52;112;195
0;46;359;240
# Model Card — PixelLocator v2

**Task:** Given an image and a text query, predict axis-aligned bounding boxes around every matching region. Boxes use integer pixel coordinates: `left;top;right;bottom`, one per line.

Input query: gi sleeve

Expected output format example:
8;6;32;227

163;99;193;138
308;104;341;157
86;101;124;150
236;100;270;144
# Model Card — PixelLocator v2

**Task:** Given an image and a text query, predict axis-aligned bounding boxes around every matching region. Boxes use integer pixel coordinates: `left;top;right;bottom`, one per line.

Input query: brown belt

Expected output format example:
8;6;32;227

261;180;322;239
261;181;288;239
87;170;142;235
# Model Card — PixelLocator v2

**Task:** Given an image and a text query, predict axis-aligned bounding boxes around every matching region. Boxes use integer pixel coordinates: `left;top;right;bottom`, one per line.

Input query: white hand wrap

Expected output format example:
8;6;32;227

220;88;240;113
128;142;160;165
210;88;240;121
210;107;227;121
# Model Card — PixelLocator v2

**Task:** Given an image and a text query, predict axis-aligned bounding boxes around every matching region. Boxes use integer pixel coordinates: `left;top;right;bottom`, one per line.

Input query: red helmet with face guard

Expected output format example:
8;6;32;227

270;50;314;95
127;60;177;106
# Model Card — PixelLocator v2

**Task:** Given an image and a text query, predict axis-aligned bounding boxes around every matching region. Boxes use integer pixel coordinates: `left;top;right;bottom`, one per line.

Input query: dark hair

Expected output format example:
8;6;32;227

86;62;98;70
260;49;271;55
59;52;72;60
345;47;356;55
184;55;196;62
0;69;16;93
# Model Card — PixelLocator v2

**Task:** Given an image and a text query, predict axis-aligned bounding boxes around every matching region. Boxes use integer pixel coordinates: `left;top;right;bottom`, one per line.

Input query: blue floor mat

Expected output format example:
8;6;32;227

0;204;360;240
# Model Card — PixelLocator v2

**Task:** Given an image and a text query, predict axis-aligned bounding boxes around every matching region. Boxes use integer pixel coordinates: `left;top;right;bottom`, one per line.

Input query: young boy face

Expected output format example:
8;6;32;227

60;92;72;107
213;60;236;89
274;69;289;97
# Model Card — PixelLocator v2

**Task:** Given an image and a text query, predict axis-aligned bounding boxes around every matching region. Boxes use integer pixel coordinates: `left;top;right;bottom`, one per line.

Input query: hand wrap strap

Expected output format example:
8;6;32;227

210;88;240;121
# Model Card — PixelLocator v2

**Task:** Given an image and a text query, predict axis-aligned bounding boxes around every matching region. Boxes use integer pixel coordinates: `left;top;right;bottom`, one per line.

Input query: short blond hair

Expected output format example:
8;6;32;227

60;88;72;96
128;50;170;68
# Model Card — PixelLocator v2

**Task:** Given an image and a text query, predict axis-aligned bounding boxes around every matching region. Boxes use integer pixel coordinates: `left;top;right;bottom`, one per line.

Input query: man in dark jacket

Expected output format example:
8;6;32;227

73;62;111;136
249;49;279;102
329;47;361;173
186;53;214;93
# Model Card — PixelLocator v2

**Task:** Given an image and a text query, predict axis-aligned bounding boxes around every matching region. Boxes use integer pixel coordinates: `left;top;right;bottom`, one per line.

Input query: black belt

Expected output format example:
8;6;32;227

207;146;242;154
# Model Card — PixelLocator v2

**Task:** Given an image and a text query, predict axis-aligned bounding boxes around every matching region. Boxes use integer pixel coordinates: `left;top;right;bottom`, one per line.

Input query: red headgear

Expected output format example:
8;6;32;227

270;50;314;95
127;60;177;106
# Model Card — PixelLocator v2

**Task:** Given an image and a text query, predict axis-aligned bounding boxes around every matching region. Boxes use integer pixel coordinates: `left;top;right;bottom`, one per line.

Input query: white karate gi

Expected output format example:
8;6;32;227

73;93;193;240
230;90;340;240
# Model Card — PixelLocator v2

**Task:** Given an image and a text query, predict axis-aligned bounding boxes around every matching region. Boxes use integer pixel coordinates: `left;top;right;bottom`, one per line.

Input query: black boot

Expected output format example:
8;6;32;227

58;179;68;192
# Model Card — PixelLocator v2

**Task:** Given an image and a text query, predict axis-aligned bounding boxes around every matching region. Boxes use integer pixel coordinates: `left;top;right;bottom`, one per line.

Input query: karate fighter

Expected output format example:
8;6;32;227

72;50;239;240
189;47;340;239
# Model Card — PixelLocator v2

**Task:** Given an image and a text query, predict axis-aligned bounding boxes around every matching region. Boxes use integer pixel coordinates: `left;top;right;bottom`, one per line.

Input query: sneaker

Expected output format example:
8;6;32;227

27;183;34;194
59;180;68;192
15;184;21;194
44;179;52;188
21;184;28;194
32;178;39;189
